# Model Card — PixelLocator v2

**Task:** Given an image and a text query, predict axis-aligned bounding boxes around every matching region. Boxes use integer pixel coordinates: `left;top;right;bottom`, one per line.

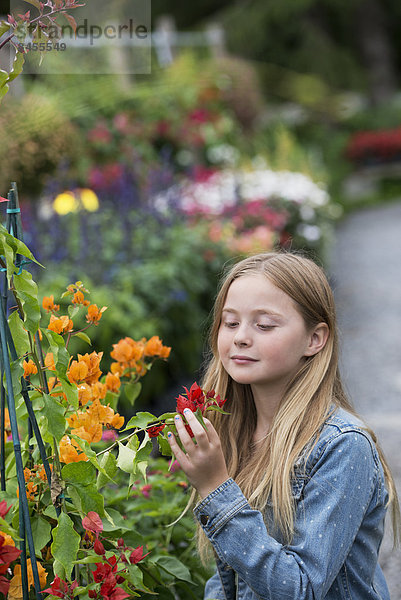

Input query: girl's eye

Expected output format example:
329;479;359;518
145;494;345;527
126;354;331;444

223;321;238;328
257;324;275;330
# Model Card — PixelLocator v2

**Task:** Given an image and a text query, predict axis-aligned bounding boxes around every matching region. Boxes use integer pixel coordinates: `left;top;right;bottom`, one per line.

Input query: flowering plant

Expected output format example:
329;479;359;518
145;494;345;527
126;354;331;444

0;0;84;101
0;221;223;598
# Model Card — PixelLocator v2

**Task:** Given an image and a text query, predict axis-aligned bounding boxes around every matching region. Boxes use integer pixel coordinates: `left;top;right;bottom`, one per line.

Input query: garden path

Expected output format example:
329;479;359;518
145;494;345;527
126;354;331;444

330;199;401;599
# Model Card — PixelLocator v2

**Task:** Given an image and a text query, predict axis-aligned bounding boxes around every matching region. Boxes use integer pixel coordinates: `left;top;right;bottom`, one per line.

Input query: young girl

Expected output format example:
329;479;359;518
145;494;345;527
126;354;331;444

168;251;399;600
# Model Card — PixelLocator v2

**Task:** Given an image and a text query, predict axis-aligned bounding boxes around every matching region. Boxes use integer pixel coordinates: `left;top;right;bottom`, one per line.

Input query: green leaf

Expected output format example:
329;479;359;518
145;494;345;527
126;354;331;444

74;331;91;345
7;51;25;83
31;515;51;555
61;379;78;410
123;412;156;432
21;0;41;9
0;23;11;37
154;556;194;584
124;381;142;405
158;434;172;457
13;270;41;336
67;482;105;516
97;451;117;489
7;310;30;358
61;461;96;485
68;305;80;319
51;513;80;580
42;394;66;442
43;329;70;380
116;441;137;474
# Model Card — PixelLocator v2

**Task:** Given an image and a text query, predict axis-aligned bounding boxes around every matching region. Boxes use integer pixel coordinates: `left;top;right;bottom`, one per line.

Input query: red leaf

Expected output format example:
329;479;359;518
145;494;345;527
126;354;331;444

82;511;103;534
63;13;77;34
0;575;10;596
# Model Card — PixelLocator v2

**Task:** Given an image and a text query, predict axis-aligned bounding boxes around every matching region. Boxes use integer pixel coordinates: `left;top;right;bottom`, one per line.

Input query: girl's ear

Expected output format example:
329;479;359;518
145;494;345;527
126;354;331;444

304;323;329;357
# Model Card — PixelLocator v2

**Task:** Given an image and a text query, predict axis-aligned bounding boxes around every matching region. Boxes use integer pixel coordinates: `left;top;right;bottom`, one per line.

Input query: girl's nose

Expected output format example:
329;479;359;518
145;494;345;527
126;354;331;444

234;325;251;347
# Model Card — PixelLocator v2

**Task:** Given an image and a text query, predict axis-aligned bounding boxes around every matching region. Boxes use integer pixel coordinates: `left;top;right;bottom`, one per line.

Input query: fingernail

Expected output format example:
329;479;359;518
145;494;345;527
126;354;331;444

167;432;172;438
183;408;191;414
174;414;180;420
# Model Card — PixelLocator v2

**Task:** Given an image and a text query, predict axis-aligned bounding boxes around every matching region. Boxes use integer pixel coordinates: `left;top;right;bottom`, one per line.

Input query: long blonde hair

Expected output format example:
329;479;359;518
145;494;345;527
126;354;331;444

198;251;399;560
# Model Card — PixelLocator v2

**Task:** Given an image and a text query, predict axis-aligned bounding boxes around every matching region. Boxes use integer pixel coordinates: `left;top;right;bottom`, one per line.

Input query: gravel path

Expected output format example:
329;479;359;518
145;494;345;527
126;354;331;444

329;200;401;599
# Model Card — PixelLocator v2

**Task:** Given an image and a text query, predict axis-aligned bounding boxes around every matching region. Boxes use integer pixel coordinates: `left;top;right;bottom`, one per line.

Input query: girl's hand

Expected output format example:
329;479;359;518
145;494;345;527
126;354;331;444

168;408;229;499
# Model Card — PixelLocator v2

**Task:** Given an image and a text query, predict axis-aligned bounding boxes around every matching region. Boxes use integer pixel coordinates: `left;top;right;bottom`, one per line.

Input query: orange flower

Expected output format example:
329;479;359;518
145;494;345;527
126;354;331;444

111;337;144;364
105;372;121;393
59;436;88;463
68;359;89;384
72;290;90;306
38;464;51;482
86;304;107;325
109;413;124;429
110;362;124;377
90;381;107;401
77;383;92;406
67;409;103;443
23;359;37;378
42;295;60;312
144;335;171;359
77;352;103;385
48;314;73;335
9;558;47;598
17;481;38;501
23;467;32;482
44;352;56;371
0;531;15;546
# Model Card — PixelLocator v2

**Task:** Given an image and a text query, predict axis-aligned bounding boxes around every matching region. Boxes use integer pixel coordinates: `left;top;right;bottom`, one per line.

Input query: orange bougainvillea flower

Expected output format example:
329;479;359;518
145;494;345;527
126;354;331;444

23;359;37;378
44;352;56;371
86;304;107;325
77;383;92;406
105;372;121;393
8;558;47;599
72;290;90;306
68;359;89;384
144;336;171;359
17;481;38;502
42;295;60;313
48;314;73;335
90;381;107;401
110;337;144;364
59;436;88;463
77;352;103;385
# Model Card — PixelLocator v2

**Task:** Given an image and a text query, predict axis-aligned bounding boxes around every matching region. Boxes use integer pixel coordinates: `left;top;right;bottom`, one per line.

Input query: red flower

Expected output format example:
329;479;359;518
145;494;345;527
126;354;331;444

0;535;21;564
0;575;9;596
94;538;105;555
129;545;150;565
82;511;103;535
43;575;78;598
146;423;166;438
175;383;227;437
0;501;11;519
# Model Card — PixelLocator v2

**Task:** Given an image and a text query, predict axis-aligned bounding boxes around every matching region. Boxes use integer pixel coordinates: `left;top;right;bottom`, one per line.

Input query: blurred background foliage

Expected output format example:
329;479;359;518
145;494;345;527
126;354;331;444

1;0;401;412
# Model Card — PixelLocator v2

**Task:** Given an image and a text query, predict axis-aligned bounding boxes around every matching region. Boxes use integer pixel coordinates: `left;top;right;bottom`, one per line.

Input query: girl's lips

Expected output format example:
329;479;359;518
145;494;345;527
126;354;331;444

231;355;258;363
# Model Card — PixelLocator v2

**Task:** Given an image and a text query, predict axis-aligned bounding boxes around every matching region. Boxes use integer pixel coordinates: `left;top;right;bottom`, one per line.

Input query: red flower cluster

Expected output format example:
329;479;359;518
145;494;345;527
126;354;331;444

346;126;401;165
43;576;78;599
176;382;226;415
146;423;166;438
0;502;20;597
176;383;226;436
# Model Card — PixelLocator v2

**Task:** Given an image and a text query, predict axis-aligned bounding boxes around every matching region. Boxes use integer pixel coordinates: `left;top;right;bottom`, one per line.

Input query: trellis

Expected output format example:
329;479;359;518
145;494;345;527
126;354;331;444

0;182;58;599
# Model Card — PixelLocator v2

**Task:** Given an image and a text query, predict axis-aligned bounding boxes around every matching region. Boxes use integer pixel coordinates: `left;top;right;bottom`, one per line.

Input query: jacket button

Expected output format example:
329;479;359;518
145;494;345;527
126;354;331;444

200;514;209;525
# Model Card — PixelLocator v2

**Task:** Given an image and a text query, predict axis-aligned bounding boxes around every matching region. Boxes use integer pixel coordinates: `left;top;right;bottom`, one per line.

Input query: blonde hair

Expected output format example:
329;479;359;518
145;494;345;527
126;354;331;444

198;251;400;560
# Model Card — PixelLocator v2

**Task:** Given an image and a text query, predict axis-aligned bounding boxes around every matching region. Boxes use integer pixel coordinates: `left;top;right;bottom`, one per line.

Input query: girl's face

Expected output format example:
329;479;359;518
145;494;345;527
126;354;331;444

217;274;318;399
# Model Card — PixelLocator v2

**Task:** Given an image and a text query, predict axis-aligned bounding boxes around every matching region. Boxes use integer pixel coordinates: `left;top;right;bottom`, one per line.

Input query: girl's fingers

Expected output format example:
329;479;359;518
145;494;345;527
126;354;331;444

167;431;189;468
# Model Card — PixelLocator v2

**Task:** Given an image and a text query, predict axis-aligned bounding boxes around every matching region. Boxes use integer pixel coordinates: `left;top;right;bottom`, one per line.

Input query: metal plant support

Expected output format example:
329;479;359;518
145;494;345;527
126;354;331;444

0;182;59;599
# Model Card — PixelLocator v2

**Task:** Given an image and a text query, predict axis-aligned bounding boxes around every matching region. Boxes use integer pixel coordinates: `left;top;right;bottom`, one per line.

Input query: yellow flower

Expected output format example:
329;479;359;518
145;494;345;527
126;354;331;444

53;191;79;215
79;188;99;212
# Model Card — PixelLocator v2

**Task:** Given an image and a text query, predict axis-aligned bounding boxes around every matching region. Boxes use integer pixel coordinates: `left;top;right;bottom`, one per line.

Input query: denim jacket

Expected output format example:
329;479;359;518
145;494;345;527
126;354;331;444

194;407;390;600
